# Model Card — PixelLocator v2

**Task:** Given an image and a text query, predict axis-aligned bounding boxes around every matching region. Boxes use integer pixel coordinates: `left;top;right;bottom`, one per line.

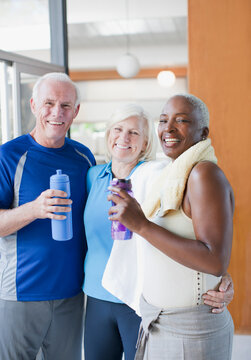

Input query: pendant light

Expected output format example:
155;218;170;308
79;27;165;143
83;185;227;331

116;0;140;78
157;70;176;88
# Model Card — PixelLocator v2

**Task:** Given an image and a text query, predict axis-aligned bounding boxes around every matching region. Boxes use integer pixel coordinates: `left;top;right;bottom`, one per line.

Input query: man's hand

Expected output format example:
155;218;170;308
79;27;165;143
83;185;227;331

32;189;72;220
202;272;234;313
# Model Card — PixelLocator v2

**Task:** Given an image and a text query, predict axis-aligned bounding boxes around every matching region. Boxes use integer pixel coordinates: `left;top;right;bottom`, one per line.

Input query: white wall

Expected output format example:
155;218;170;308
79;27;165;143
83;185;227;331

71;76;187;159
69;44;187;70
75;77;187;123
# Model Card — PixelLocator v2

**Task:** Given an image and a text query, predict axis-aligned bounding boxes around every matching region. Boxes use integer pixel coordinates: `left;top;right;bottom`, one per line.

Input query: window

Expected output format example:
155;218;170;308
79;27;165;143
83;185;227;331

0;0;66;144
0;0;51;63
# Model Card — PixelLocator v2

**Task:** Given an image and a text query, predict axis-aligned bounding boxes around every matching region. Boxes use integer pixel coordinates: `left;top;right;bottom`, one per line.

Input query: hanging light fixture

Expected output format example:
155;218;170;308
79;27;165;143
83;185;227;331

157;70;176;88
116;0;140;78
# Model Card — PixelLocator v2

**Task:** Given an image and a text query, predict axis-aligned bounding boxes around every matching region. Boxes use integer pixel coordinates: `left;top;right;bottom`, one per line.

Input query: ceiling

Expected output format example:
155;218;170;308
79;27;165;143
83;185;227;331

67;0;188;70
68;17;187;49
0;0;188;70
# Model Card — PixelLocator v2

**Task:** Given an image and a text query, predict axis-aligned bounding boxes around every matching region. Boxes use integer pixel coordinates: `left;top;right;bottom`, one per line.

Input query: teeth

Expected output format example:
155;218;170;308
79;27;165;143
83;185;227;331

49;121;63;125
164;138;180;143
116;144;129;149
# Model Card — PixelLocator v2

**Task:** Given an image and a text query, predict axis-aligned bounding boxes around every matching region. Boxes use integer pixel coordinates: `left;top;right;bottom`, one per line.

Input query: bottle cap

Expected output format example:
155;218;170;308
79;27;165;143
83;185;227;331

110;178;132;190
111;178;131;184
50;169;69;183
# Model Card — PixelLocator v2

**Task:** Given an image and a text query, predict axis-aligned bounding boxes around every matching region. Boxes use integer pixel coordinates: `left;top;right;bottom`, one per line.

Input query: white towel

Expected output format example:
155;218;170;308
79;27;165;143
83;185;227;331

142;139;217;218
102;160;169;315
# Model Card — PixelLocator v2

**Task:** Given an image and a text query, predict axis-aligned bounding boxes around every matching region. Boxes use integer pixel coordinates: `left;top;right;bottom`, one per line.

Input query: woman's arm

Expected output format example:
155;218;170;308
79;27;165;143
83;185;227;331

108;162;234;276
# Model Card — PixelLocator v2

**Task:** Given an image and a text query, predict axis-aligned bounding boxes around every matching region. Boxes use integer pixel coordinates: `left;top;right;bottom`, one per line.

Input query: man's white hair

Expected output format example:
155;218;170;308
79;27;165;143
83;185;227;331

32;72;80;109
169;93;209;127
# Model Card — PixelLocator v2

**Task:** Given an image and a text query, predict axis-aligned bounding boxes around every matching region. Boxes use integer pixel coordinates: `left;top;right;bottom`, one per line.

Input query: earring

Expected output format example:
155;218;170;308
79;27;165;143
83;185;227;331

202;136;206;140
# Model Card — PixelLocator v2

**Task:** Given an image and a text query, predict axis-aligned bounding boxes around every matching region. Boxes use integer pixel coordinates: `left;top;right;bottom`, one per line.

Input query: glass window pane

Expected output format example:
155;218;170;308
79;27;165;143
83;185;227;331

0;0;50;63
71;122;106;163
0;62;13;144
20;73;39;135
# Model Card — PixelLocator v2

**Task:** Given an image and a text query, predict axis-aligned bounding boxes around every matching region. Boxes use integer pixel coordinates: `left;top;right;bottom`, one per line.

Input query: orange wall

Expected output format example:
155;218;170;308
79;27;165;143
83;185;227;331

188;0;251;332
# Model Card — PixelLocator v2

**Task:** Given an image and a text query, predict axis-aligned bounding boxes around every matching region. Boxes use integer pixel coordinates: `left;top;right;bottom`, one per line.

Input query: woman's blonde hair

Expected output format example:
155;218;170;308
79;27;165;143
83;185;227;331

104;103;157;163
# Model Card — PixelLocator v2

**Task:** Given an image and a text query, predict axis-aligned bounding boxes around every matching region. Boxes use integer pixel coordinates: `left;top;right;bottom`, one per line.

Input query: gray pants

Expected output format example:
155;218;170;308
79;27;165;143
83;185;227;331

0;292;84;360
135;296;234;360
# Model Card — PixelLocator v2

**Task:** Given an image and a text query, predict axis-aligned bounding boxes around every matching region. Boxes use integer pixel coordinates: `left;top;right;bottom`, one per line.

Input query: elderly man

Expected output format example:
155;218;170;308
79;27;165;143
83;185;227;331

0;73;95;360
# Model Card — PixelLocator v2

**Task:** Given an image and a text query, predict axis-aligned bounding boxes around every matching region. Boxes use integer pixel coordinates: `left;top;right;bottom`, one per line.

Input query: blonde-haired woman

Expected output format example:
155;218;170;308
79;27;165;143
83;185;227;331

83;104;157;360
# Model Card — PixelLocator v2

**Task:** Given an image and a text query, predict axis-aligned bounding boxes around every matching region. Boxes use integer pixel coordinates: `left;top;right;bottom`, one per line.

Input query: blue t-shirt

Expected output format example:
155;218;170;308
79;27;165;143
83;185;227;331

0;134;95;301
83;161;142;303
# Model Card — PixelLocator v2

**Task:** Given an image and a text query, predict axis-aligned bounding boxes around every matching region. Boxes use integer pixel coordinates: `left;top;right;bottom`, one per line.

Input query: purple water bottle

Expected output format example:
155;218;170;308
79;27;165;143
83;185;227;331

50;169;73;241
110;178;133;240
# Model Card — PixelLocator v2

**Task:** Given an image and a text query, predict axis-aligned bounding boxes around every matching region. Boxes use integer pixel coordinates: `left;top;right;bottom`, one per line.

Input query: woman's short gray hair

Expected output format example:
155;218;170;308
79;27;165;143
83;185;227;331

104;103;157;163
32;72;80;109
170;93;209;127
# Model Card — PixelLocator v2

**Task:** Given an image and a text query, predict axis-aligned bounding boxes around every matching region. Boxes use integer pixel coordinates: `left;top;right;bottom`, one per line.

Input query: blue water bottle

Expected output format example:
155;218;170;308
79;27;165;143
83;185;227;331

50;169;73;241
